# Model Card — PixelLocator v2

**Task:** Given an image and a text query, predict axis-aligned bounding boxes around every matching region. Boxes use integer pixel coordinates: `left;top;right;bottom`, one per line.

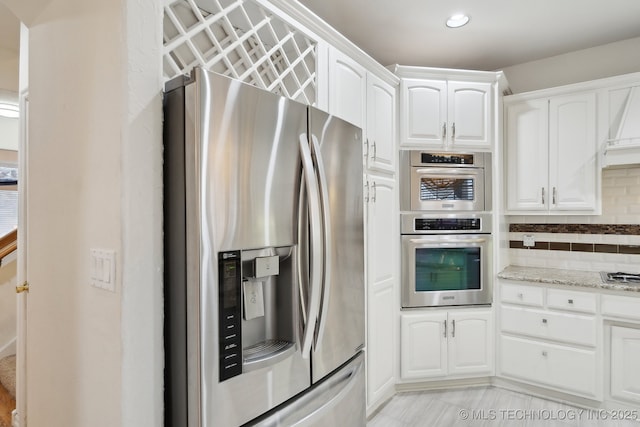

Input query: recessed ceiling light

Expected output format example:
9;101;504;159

446;14;470;28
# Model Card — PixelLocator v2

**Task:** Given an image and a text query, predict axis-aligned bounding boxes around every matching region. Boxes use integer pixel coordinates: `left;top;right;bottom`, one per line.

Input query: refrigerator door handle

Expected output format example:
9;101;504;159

299;135;324;359
310;136;332;350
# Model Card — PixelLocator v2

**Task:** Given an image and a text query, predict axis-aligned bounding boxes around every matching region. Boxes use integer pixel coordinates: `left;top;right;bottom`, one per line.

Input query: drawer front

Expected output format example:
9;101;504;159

501;282;544;307
500;335;599;399
501;306;596;347
602;294;640;321
547;288;598;314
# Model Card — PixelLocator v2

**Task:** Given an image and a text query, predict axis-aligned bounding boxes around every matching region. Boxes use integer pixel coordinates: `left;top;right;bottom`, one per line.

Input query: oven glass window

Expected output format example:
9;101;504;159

419;177;475;202
415;247;481;291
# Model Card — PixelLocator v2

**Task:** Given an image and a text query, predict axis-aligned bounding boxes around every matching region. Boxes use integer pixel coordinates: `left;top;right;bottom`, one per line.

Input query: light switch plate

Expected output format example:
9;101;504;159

90;249;116;292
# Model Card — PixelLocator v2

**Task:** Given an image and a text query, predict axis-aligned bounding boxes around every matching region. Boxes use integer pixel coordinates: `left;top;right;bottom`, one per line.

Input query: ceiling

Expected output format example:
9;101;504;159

295;0;640;71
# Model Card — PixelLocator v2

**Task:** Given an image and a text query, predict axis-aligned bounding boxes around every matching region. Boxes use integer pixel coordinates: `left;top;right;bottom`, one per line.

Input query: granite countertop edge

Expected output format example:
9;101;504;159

497;265;640;293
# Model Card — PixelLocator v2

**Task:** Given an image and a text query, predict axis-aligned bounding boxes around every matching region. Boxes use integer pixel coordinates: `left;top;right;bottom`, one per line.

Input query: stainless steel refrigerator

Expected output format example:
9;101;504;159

163;67;365;427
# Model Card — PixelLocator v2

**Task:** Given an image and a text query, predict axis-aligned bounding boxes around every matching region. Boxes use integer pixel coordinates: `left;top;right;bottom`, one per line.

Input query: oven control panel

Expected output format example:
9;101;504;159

415;218;481;231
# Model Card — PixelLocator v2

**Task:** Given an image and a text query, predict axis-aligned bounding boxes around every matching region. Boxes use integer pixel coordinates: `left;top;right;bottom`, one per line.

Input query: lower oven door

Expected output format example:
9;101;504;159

401;234;492;307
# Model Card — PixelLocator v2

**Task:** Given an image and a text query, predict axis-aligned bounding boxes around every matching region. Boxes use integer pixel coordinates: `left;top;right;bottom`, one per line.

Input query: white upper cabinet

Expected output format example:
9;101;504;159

328;47;397;176
400;78;492;150
506;99;549;211
447;81;492;148
506;91;598;214
549;93;597;211
328;48;367;129
401;79;447;146
366;73;397;174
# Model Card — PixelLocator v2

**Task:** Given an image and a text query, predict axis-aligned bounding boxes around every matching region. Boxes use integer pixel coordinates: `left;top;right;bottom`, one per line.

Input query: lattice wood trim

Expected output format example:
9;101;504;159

163;0;317;105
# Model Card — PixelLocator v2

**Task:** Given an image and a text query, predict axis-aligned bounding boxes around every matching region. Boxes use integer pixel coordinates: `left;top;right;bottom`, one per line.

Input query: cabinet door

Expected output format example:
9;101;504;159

506;99;549;211
367;278;395;408
548;92;597;211
366;74;396;174
611;326;640;404
400;78;447;147
400;312;447;379
448;81;492;149
328;48;366;128
365;174;396;407
448;309;493;376
366;175;396;286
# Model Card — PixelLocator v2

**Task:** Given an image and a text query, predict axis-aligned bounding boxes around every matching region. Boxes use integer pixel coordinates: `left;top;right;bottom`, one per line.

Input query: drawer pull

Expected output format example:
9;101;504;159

568;299;574;304
542;351;548;357
542;318;548;324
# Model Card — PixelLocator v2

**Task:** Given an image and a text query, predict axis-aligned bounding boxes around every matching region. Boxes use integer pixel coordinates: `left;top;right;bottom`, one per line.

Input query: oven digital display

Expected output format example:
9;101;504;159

414;218;481;231
420;153;474;165
414;247;481;292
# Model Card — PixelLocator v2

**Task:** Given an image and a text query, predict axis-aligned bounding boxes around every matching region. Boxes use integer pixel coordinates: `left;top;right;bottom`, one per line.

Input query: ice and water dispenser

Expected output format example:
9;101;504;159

218;246;297;382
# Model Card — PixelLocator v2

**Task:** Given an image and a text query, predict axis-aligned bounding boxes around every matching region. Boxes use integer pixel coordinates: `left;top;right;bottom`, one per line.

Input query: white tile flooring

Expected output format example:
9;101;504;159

367;386;640;426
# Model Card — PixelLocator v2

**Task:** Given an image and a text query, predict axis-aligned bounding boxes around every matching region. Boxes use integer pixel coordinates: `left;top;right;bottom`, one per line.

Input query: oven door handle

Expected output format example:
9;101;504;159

408;237;487;245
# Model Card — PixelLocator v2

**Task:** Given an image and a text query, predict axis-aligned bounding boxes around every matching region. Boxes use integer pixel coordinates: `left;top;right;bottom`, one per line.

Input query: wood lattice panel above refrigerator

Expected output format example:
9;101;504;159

163;0;318;105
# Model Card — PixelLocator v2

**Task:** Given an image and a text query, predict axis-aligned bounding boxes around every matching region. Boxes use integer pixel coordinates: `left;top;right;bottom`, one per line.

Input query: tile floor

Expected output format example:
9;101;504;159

367;386;639;426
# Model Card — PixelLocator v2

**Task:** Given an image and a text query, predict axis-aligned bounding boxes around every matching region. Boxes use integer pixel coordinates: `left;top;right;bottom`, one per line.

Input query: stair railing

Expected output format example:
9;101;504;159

0;229;17;267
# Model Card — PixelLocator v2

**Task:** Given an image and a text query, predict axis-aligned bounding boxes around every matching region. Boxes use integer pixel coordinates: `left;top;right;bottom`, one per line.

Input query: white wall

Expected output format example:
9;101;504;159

0;50;18;93
26;0;124;423
0;255;16;359
19;0;163;424
502;36;640;93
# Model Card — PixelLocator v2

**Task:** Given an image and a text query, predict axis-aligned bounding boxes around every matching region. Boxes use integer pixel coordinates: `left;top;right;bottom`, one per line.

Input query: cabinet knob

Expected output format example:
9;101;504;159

542;187;545;205
568;299;574;304
452;122;456;141
542;351;548;357
517;293;523;299
542;318;548;324
442;123;446;141
443;319;447;338
372;141;377;160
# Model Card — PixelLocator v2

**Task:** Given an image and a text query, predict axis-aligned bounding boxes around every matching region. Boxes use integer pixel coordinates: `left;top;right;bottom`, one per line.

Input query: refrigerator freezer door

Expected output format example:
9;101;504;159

249;352;366;427
308;108;365;383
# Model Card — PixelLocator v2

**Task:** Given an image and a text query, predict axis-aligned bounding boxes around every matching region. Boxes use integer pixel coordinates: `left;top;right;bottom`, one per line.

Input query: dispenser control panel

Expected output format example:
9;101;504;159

218;250;242;381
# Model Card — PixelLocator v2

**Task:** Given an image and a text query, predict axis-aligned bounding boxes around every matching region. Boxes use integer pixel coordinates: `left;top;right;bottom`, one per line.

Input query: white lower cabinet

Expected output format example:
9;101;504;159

498;281;602;401
501;336;599;399
401;308;493;380
611;326;640;404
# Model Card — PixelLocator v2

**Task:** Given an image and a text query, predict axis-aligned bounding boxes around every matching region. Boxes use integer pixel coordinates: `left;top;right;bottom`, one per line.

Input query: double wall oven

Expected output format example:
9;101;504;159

400;151;493;308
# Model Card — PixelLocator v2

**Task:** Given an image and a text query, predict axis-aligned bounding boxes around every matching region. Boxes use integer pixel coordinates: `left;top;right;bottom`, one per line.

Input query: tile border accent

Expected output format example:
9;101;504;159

509;240;640;254
509;224;640;235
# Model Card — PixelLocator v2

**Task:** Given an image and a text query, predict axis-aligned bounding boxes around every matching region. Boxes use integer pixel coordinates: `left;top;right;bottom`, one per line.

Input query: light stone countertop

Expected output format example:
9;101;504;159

497;265;640;293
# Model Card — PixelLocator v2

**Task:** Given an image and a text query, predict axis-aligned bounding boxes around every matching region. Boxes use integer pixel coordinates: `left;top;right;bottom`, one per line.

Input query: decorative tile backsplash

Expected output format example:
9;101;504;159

508;166;640;273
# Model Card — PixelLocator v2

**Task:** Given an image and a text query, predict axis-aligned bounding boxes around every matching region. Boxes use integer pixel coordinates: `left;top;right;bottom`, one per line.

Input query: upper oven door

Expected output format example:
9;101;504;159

410;167;484;211
401;234;492;307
